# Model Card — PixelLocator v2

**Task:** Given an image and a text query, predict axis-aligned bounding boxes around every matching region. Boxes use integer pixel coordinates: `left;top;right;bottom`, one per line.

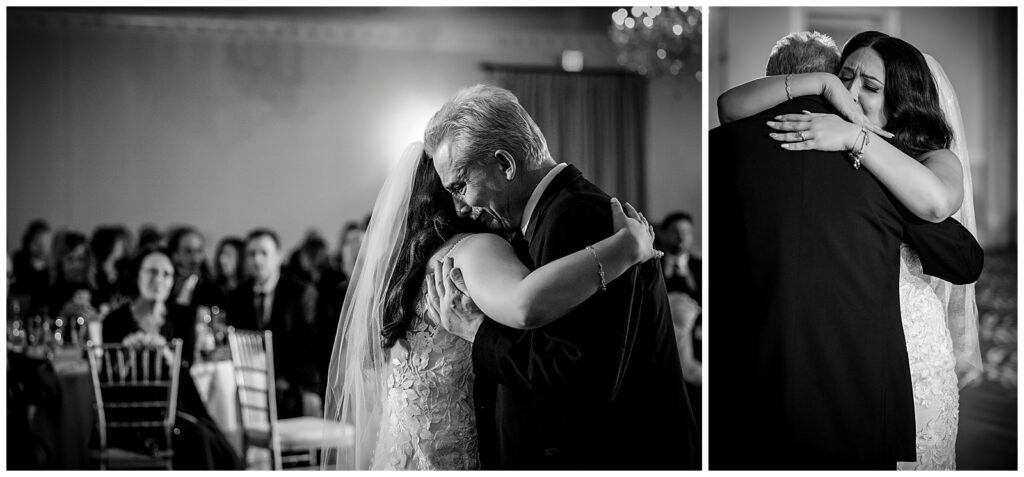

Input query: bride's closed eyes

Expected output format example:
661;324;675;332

839;68;884;94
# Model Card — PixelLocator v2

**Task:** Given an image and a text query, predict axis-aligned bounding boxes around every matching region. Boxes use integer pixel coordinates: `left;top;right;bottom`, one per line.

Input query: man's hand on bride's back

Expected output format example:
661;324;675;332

611;198;663;263
426;256;485;343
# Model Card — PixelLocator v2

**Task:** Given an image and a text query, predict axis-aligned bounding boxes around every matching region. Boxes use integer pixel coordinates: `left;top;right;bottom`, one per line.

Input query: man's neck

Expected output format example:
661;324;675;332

514;165;555;219
256;271;280;293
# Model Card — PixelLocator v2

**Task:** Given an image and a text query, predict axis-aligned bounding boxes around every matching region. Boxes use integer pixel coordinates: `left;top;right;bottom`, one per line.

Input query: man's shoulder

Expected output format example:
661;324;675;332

723;95;832;130
278;275;316;296
544;179;611;222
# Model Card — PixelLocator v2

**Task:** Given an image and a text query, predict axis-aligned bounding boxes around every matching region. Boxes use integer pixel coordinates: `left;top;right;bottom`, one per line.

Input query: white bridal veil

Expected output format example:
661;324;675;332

321;143;423;469
924;54;983;383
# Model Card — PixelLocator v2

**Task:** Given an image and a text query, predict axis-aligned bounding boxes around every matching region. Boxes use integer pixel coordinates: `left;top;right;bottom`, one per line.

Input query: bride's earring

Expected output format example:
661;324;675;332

495;150;516;181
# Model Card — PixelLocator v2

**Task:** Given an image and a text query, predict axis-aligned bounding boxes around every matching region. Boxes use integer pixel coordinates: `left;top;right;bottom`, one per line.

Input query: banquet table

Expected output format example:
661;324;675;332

189;356;243;453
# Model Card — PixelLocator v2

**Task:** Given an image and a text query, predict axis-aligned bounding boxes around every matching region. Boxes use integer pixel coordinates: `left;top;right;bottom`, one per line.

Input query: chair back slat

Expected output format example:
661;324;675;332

140;348;148;383
104;350;114;383
117;350;127;384
227;327;280;437
86;339;183;469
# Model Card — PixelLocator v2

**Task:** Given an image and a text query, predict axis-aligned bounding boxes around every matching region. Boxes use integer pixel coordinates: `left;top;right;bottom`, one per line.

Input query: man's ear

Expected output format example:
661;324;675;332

495;150;516;181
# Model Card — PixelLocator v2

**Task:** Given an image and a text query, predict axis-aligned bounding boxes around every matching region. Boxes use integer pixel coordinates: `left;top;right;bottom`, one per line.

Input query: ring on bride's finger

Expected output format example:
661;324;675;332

797;132;804;141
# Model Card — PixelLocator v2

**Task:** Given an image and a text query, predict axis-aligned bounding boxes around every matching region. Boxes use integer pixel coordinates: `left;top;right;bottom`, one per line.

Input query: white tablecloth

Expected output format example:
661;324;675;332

190;360;239;446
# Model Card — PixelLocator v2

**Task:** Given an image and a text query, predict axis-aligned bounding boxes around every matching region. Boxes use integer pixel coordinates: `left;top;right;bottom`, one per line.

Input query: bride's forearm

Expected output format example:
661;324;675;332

459;231;641;331
511;230;640;329
717;73;830;123
859;135;964;222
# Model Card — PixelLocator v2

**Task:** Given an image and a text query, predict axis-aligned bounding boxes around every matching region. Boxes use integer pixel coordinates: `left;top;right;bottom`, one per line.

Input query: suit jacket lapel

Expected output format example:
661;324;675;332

524;165;583;244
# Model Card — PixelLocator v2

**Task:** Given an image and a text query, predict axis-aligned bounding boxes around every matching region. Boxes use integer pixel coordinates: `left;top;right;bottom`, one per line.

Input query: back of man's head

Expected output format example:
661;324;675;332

765;31;840;76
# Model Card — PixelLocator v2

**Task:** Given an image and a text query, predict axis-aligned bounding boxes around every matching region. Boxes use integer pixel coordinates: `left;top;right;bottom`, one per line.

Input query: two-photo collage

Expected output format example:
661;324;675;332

4;4;1019;472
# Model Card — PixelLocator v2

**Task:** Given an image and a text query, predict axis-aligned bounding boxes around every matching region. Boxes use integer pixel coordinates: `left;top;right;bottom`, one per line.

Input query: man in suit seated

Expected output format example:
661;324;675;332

659;211;701;303
229;228;321;418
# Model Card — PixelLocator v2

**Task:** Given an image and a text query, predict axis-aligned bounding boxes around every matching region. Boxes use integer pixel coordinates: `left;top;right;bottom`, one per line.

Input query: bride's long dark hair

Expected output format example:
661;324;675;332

380;151;485;349
840;31;952;159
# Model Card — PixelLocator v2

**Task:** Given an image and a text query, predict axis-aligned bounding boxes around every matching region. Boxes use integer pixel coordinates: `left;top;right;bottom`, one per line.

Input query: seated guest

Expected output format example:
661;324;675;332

90;226;132;310
167;226;226;310
136;224;164;256
659;211;703;441
49;230;96;318
229;228;321;418
659;211;701;303
10;219;53;315
102;248;241;469
332;220;365;281
213;236;245;299
289;230;347;401
284;231;330;286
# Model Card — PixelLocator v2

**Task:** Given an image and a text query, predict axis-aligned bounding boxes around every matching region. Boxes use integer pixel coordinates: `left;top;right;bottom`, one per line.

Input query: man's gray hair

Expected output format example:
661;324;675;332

765;31;840;76
423;84;551;170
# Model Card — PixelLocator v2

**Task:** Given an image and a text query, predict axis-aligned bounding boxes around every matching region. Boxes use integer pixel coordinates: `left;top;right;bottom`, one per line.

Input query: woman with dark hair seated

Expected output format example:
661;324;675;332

10;219;53;315
213;236;246;299
49;230;96;319
90;226;132;310
102;248;242;469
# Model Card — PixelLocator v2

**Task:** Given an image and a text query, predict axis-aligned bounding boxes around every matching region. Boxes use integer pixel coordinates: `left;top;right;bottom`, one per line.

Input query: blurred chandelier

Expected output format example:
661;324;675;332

609;7;702;80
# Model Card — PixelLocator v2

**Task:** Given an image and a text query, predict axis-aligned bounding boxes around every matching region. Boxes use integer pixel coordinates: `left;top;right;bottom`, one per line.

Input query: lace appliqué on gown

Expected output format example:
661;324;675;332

897;244;959;470
371;236;480;470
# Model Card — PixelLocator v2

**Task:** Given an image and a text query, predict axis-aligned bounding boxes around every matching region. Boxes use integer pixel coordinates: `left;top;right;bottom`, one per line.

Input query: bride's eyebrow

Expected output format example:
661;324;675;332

862;74;884;86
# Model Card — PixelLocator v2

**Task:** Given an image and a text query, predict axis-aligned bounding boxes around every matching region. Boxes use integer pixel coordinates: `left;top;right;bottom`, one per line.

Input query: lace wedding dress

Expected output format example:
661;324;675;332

896;245;959;470
371;235;480;470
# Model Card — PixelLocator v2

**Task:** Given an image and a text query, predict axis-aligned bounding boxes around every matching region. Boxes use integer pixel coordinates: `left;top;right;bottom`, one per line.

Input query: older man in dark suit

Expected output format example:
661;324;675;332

426;84;696;470
709;34;983;468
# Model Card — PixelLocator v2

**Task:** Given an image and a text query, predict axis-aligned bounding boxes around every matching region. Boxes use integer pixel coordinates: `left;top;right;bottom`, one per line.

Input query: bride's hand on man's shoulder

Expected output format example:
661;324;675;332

610;198;662;263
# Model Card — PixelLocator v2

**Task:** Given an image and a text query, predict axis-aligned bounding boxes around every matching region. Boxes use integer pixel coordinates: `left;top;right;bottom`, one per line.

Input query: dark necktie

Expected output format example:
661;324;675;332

255;291;267;329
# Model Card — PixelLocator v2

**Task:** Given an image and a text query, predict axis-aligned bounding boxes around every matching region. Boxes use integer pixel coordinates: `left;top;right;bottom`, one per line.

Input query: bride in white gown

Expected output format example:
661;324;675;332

717;31;982;469
894;53;981;471
320;143;662;469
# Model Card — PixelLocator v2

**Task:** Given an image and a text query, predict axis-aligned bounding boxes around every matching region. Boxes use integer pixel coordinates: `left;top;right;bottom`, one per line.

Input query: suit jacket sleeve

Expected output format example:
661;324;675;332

280;282;320;393
901;215;984;285
471;197;624;394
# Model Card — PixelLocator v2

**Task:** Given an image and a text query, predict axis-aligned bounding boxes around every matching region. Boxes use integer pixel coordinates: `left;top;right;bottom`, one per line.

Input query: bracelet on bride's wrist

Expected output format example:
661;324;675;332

847;127;869;170
586;245;607;291
784;74;794;100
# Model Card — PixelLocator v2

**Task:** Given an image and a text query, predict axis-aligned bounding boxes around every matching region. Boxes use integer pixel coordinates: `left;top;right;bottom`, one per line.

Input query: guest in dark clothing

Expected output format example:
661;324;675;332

49;230;96;319
289;230;349;399
658;211;701;303
229;228;320;418
332;221;365;281
102;248;241;470
10;219;53;315
90;226;132;310
658;211;702;437
136;224;165;256
213;236;246;302
167;226;226;312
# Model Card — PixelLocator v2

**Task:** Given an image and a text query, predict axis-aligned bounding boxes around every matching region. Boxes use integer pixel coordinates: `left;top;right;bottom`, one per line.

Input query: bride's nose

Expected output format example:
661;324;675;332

846;81;861;103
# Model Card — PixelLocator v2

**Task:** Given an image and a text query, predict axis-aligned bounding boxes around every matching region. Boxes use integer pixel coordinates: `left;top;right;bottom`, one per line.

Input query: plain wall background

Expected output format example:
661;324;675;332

8;7;703;255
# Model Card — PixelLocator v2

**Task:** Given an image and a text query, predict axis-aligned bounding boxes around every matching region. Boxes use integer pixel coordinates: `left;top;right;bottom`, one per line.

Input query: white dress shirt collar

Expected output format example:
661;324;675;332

520;163;568;235
254;270;280;296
